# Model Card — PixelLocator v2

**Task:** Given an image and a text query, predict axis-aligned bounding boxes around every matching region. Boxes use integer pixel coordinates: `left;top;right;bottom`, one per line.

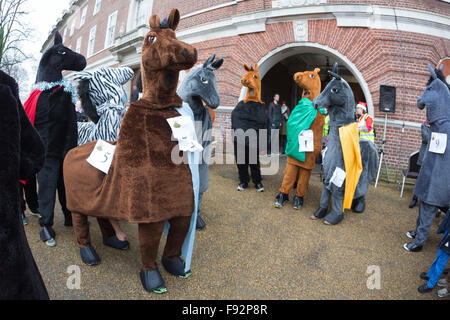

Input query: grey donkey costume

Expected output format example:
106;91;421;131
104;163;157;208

405;65;450;252
75;67;134;146
177;54;224;230
312;63;378;225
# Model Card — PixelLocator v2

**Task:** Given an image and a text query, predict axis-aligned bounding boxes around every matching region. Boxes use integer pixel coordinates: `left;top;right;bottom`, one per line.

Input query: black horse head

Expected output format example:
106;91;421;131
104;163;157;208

313;62;355;126
418;64;450;124
35;31;87;83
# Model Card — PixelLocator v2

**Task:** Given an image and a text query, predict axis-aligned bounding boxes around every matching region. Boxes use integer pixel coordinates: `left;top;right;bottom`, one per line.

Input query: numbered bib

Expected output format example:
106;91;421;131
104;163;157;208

299;130;314;152
330;167;346;188
86;140;116;174
167;116;204;153
429;132;447;154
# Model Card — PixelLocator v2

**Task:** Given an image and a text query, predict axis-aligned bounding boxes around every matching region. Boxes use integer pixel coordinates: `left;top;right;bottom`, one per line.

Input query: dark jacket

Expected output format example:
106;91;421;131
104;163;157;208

0;71;49;300
268;102;282;129
232;100;266;146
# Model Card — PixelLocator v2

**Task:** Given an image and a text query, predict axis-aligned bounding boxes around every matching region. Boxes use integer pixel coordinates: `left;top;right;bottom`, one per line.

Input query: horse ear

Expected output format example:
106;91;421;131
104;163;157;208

54;31;63;45
314;68;321;74
168;8;180;31
210;58;224;71
254;64;259;73
332;62;339;75
428;63;437;80
440;64;444;72
204;54;216;68
150;14;161;29
244;64;251;72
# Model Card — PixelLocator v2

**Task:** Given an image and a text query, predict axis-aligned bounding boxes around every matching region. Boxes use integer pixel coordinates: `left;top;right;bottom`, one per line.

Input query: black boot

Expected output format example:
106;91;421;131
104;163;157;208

140;269;167;294
80;246;100;266
409;195;418;209
196;215;206;231
162;256;191;279
103;236;130;250
312;207;327;220
274;193;289;208
293;196;304;210
64;212;73;227
352;197;366;214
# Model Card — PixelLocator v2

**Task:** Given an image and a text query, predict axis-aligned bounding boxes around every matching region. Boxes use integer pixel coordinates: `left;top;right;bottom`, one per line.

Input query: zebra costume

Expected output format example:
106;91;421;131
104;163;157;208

74;67;134;146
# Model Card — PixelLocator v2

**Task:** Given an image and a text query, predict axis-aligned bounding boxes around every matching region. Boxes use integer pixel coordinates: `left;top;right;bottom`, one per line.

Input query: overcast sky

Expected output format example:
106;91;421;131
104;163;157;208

21;0;72;92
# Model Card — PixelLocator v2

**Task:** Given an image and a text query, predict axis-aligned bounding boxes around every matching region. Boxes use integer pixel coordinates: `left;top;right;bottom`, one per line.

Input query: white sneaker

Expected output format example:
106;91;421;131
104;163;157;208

45;238;56;247
438;278;448;287
438;288;449;298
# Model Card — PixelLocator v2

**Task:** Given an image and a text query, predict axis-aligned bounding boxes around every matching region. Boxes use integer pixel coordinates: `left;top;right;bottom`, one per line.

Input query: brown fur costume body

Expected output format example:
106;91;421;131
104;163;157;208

63;9;197;278
279;69;324;198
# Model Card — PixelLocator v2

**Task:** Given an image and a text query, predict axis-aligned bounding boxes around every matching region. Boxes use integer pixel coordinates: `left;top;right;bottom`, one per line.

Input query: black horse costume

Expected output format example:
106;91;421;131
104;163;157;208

23;31;86;246
312;63;378;225
0;70;49;299
404;65;450;252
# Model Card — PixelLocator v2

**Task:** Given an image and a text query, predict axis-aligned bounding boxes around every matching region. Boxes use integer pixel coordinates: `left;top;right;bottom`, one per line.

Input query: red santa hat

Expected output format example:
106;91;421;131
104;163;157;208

357;102;367;112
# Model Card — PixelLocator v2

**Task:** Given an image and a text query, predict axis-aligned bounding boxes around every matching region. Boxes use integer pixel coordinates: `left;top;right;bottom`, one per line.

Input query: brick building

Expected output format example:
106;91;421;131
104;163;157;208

43;0;450;171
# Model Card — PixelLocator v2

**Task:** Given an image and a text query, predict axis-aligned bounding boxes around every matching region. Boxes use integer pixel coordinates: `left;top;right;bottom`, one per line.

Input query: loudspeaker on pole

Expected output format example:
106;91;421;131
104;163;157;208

379;85;396;113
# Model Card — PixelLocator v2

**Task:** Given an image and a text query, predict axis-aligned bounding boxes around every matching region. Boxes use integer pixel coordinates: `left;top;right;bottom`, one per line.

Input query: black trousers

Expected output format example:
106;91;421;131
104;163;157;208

37;156;71;227
234;141;262;185
20;175;39;212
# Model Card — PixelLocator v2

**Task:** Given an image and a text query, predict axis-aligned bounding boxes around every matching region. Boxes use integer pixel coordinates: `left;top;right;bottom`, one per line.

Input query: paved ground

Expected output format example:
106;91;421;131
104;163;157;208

25;155;447;300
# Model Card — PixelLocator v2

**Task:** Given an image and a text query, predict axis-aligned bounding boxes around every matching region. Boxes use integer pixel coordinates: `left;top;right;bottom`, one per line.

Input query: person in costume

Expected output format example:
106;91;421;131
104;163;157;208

311;63;378;225
267;94;282;156
275;68;325;210
356;102;375;143
232;64;266;192
177;54;224;231
0;70;49;300
404;65;450;252
63;9;200;294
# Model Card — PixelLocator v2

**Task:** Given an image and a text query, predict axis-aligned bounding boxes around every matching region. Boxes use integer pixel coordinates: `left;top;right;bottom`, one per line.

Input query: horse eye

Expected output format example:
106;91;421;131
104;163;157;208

253;75;257;79
58;50;67;55
310;74;315;79
201;77;208;84
148;36;156;44
331;88;339;93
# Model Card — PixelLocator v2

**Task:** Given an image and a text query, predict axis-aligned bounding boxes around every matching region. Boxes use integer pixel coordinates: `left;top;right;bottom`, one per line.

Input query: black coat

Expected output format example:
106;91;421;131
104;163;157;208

0;71;49;300
268;102;282;129
232;101;266;146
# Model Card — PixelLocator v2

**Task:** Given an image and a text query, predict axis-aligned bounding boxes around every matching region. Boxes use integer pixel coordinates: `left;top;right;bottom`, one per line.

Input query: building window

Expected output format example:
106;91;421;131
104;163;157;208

63;28;67;43
135;0;146;27
76;37;82;53
80;6;88;27
70;19;75;36
87;26;97;57
93;0;102;15
105;11;118;48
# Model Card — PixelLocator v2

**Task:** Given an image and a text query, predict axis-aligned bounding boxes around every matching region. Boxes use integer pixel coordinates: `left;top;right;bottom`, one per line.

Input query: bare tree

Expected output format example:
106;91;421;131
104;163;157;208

0;0;32;74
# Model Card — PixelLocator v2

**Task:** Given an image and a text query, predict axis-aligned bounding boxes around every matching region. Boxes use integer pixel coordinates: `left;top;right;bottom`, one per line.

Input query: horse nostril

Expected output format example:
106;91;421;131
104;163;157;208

181;49;188;60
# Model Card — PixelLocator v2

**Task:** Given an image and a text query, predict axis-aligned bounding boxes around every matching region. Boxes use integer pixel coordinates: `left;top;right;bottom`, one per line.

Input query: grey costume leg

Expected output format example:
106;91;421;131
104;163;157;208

319;188;331;209
413;201;436;246
324;193;344;225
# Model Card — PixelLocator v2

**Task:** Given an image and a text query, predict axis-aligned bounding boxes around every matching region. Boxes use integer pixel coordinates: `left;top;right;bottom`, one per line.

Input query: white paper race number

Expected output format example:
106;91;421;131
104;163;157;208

298;130;314;152
167;116;204;153
330;167;346;188
86;140;116;174
429;132;447;154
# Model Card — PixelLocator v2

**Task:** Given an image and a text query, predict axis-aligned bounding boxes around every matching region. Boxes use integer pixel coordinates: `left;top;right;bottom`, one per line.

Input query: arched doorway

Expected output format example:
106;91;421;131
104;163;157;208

256;42;373;116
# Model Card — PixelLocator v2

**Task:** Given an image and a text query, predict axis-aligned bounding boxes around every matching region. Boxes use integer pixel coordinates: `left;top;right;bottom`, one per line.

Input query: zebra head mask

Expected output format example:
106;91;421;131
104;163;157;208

74;67;134;123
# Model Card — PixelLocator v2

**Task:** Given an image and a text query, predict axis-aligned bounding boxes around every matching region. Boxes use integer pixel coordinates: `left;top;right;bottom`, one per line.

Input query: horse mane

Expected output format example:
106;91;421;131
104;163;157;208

77;79;100;124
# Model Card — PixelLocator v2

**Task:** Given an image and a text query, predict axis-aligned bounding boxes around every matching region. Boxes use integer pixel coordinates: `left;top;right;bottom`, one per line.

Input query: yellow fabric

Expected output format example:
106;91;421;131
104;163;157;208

339;123;363;212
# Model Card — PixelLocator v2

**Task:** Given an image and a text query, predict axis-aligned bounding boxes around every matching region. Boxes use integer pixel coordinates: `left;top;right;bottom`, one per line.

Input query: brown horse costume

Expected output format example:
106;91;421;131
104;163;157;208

63;9;198;293
276;68;325;209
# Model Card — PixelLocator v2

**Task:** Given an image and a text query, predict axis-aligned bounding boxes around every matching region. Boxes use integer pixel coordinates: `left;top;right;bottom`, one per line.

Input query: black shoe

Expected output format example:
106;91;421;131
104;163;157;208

312;207;327;219
418;284;433;294
237;183;248;191
352;197;366;214
28;206;40;214
103;236;130;250
40;226;56;247
80;246;100;266
162;256;191;279
403;242;423;252
409;195;418;209
196;215;206;231
64;214;73;227
255;183;264;192
293;196;304;210
420;272;430;281
274;193;289;208
140;269;167;294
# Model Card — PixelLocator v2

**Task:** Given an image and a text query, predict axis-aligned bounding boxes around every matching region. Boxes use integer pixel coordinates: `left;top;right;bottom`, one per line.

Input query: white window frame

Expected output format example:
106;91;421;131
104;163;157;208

105;11;118;48
87;25;97;57
80;5;88;27
76;37;82;54
70;19;76;36
135;0;146;28
93;0;102;15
